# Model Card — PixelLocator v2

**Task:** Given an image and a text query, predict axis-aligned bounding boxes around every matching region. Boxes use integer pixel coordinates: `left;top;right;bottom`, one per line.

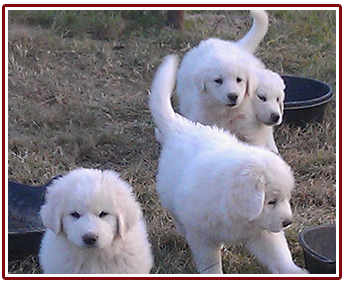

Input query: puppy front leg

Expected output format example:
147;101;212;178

245;231;308;274
265;127;279;155
186;232;223;274
171;214;186;236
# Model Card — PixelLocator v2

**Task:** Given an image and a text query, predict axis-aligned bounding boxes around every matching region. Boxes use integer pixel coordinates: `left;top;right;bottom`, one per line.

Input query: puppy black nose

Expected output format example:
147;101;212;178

282;220;292;228
227;93;238;103
83;234;98;246
271;113;280;123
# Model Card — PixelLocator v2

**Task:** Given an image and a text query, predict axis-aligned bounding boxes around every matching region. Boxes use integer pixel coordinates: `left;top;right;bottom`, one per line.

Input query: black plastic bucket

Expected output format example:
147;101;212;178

282;76;334;127
8;176;61;261
299;224;336;274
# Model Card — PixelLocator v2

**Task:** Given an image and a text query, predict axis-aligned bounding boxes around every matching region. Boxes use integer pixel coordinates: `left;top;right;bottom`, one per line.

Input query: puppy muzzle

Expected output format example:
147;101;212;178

270;113;281;124
82;234;99;248
282;219;292;229
226;92;239;107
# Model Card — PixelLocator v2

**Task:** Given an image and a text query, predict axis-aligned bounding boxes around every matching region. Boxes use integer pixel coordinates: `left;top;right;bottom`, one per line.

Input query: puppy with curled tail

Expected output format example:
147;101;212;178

150;55;308;274
176;10;284;154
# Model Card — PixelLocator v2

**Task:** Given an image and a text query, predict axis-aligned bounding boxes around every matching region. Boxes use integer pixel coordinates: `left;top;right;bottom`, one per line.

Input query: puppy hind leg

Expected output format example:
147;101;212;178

173;217;186;237
245;231;308;274
186;233;223;274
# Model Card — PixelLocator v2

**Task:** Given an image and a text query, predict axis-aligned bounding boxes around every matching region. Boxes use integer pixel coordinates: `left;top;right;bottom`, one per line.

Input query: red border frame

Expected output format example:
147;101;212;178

2;3;342;280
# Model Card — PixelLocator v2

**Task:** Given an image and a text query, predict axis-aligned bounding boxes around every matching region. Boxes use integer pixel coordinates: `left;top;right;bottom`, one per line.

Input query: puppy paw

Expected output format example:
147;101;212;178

286;265;309;274
299;268;310;274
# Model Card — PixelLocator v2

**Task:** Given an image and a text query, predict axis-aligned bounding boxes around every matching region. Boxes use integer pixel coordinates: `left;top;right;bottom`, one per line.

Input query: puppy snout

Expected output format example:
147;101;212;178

227;92;238;103
270;113;280;123
282;219;292;228
82;234;98;246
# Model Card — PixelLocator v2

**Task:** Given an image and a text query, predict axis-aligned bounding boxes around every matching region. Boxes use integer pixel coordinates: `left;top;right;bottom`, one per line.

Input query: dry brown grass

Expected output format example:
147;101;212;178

8;10;336;274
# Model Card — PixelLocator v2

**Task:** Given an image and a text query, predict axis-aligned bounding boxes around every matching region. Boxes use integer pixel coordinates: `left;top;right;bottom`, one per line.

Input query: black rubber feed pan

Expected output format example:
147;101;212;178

282;76;334;126
299;224;336;274
8;176;61;262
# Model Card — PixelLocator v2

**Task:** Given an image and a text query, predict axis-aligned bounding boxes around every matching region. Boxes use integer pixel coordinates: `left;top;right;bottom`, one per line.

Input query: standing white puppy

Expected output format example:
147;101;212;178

176;11;268;120
177;10;284;153
39;168;153;274
150;55;307;274
176;10;268;119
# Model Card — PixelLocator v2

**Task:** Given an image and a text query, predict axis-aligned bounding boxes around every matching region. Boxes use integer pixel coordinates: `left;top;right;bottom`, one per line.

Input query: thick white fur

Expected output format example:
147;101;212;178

215;69;286;154
39;168;153;274
236;10;269;53
176;38;263;119
177;10;267;117
150;55;308;274
176;10;284;153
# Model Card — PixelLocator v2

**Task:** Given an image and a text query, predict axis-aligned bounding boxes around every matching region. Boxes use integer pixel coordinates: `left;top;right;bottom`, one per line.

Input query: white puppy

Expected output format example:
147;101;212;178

177;11;284;153
39;168;153;274
221;69;286;154
176;11;268;118
150;56;307;274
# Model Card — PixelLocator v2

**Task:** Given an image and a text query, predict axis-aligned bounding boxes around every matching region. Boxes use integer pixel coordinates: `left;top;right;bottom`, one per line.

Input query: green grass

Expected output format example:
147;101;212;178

8;10;336;274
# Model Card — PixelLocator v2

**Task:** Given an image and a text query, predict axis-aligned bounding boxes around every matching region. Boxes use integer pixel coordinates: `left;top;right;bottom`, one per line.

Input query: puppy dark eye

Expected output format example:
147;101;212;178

268;199;277;206
70;212;81;219
236;77;243;83
257;94;267;102
277;97;280;103
214;78;223;85
99;211;109;218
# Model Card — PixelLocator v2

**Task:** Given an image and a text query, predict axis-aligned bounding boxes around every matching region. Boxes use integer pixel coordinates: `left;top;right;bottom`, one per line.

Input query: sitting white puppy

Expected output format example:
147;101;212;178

150;55;307;274
177;10;284;153
39;168;153;274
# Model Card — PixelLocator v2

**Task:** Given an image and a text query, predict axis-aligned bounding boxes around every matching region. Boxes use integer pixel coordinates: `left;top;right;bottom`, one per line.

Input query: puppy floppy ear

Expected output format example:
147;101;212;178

279;96;285;115
279;78;286;115
103;170;142;238
245;70;258;97
40;187;63;234
115;202;141;238
233;165;265;221
115;212;125;238
193;69;208;93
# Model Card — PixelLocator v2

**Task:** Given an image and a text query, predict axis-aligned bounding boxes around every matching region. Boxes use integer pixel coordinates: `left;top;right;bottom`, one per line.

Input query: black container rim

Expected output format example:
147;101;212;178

8;227;44;235
299;224;336;264
282;76;334;109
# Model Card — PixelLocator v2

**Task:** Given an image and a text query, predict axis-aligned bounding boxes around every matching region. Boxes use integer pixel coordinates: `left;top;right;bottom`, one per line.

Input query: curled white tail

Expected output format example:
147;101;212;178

149;55;179;134
237;10;269;53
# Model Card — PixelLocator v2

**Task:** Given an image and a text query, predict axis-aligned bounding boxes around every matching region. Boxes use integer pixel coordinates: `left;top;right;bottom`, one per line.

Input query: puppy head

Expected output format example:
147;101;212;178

194;58;257;108
40;168;141;249
253;69;286;126
232;154;294;233
253;155;295;233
